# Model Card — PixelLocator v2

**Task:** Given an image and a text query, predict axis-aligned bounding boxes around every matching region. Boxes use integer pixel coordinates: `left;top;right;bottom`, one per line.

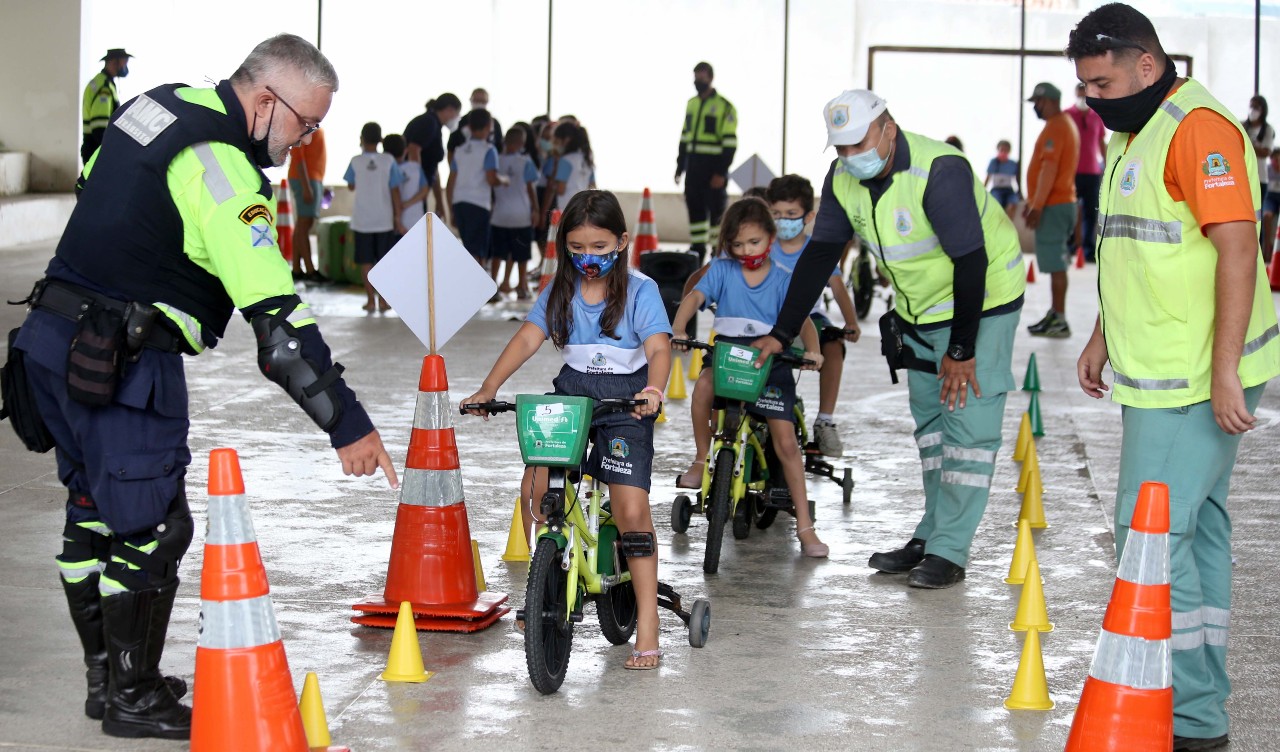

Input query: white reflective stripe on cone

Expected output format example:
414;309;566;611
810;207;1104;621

1116;531;1170;586
199;595;282;649
400;467;464;507
1089;630;1172;690
205;494;257;545
412;390;453;431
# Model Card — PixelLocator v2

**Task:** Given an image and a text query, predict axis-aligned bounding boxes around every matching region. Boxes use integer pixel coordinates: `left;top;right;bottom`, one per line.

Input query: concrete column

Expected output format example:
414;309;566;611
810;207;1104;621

0;0;82;192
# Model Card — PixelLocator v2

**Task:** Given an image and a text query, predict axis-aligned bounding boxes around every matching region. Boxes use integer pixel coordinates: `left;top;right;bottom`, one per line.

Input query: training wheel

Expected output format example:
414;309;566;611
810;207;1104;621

687;599;711;648
671;495;693;534
842;468;854;505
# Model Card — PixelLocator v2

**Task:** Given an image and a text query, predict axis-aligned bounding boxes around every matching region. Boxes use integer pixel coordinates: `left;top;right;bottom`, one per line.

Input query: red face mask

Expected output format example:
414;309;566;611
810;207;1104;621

737;248;771;270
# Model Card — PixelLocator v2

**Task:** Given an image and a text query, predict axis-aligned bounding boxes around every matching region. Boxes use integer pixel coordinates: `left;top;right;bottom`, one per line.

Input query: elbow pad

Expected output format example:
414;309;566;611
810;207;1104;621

251;307;343;432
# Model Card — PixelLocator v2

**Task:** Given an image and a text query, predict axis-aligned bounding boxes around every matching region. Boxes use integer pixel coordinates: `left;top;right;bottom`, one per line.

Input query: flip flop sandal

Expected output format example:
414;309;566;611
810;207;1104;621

624;649;662;671
675;462;705;489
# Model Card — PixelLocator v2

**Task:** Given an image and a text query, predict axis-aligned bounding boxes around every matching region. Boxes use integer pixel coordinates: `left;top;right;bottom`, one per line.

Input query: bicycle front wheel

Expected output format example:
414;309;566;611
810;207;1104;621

703;447;734;574
525;537;574;694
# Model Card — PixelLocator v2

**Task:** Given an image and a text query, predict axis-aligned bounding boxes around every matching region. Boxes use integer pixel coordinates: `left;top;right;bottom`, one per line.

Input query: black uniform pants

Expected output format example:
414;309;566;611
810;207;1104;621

684;156;728;259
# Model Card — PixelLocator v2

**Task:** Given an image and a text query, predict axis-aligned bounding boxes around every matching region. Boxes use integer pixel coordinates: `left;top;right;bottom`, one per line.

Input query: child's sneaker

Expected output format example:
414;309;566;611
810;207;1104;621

813;420;843;457
1031;312;1071;338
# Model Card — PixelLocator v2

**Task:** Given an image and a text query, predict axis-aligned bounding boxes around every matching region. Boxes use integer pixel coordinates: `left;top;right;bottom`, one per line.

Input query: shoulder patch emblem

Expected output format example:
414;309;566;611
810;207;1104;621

239;204;274;225
112;94;177;146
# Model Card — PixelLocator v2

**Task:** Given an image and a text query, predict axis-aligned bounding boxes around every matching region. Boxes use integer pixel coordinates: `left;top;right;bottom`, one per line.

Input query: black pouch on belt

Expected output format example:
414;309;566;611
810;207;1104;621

1;327;56;452
66;304;125;406
878;309;937;385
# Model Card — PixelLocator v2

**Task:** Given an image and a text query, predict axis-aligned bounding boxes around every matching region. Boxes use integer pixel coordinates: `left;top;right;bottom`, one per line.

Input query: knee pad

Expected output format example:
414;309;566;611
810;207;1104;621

103;491;193;591
58;517;112;581
620;531;656;558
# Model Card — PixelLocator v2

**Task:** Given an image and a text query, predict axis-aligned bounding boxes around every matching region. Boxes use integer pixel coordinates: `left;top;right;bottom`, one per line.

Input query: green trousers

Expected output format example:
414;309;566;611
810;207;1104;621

1114;384;1264;740
905;309;1019;567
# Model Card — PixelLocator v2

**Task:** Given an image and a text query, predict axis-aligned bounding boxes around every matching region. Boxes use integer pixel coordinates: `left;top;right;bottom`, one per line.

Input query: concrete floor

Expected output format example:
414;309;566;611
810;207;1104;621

1;240;1278;752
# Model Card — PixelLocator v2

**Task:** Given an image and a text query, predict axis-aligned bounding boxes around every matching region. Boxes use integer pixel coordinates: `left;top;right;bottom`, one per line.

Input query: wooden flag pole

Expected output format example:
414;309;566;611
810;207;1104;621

427;212;437;354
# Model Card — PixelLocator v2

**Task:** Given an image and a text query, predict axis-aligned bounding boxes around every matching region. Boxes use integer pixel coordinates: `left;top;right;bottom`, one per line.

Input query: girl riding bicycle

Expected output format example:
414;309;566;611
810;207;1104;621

672;197;829;558
461;190;672;670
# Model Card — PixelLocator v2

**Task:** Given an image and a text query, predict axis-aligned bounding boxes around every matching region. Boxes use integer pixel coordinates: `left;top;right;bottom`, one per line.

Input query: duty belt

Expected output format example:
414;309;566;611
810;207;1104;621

26;279;184;355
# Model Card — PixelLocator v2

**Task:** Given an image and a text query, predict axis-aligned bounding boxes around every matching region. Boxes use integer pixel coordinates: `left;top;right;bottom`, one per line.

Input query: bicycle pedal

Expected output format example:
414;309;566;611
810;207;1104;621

515;608;526;622
570;610;584;623
768;487;792;501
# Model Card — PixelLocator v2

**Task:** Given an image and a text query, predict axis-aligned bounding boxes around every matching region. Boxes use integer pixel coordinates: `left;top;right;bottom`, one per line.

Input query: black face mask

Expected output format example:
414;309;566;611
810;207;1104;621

1033;103;1045;120
1085;56;1178;134
694;80;710;94
248;100;276;169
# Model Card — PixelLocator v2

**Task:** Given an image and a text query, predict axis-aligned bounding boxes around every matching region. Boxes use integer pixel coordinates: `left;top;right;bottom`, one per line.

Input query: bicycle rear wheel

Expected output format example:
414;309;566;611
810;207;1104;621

525;537;574;694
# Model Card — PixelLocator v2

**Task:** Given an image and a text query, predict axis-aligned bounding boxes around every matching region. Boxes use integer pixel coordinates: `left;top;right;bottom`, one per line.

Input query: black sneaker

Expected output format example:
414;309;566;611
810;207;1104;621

1026;309;1057;334
906;554;966;588
1037;314;1071;339
1173;734;1229;751
868;538;926;573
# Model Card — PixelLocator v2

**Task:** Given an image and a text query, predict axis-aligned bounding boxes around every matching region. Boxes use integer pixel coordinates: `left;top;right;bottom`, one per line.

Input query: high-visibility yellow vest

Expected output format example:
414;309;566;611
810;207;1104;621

680;92;738;157
82;71;118;135
832;131;1025;325
1097;78;1280;407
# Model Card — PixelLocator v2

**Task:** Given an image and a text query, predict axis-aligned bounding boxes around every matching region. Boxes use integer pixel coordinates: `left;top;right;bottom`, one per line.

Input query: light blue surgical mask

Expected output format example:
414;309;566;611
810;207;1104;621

840;125;890;180
775;217;805;241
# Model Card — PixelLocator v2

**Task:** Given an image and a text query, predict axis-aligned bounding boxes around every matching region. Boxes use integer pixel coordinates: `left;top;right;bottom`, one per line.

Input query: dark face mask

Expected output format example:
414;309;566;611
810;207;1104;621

694;79;710;94
248;100;277;169
117;64;129;78
1033;102;1045;120
1085;56;1178;134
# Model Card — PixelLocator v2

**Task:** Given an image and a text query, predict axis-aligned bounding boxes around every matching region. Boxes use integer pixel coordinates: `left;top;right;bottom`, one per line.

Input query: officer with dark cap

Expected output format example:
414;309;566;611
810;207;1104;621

82;48;132;164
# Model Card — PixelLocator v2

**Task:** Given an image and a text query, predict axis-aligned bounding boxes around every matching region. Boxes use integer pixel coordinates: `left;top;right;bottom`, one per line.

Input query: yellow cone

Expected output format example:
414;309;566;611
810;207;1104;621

1004;519;1039;584
1013;413;1032;462
379;602;433;683
688;347;704;380
471;539;487;592
1010;560;1053;632
656;402;668;424
298;672;333;747
1016;476;1048;530
708;329;717;345
668;356;688;399
1016;439;1042;493
500;496;530;562
1003;628;1055;710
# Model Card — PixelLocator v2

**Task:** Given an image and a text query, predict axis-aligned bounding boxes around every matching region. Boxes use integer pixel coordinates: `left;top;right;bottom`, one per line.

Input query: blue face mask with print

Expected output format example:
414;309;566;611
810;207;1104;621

775;217;805;241
571;249;620;279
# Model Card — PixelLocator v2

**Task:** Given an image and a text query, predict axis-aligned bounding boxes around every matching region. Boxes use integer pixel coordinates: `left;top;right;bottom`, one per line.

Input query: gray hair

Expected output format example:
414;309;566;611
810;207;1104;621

231;34;338;92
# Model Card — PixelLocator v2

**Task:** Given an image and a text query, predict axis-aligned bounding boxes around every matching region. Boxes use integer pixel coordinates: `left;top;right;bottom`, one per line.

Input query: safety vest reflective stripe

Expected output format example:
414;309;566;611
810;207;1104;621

878;235;941;262
412;390;452;432
206;493;257;545
400;467;464;507
198;595;282;649
155;303;206;354
1006;254;1024;270
941;470;992;488
692;144;725;155
943;446;997;463
1117;531;1170;586
1111;371;1189;391
1098;213;1182;244
1243;324;1280;355
1089;631;1172;689
192;142;236;204
1159;100;1189;122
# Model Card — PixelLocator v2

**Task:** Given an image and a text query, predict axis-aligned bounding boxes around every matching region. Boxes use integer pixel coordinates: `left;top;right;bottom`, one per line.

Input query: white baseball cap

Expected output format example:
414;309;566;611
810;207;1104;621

824;90;888;149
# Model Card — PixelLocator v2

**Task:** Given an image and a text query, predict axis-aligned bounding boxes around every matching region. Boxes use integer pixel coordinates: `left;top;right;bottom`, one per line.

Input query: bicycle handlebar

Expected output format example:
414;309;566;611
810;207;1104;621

673;338;814;368
460;397;647;416
671;338;713;352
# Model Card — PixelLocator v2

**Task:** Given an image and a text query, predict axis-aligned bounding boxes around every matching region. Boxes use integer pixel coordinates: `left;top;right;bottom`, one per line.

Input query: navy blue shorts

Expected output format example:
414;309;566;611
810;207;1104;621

991;187;1017;208
453;202;492;259
712;335;797;422
354;230;396;265
548;365;655;492
491;225;533;263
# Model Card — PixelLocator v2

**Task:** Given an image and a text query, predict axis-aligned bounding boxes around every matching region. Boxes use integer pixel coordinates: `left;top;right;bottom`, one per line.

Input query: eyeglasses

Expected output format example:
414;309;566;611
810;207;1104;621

266;86;320;137
1094;33;1149;54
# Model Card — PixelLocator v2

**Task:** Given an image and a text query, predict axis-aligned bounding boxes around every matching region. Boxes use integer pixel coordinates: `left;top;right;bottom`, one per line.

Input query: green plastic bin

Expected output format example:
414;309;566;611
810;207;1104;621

316;216;359;283
712;341;773;402
515;394;593;468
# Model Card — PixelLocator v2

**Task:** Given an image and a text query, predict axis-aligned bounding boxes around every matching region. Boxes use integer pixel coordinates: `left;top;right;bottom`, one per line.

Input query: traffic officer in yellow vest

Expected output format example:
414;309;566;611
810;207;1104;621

675;62;738;260
1068;6;1280;749
12;34;397;740
753;90;1026;588
82;48;132;165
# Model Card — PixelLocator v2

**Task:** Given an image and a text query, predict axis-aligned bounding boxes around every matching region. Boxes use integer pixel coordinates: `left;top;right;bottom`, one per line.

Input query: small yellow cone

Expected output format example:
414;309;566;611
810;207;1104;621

1016;476;1049;529
471;539;487;592
656;402;668;423
500;496;530;562
688;347;704;380
1004;519;1039;584
299;672;332;747
1016;439;1042;493
668;356;688;399
1013;413;1032;462
1004;628;1055;710
708;329;718;345
379;602;433;683
1010;560;1054;632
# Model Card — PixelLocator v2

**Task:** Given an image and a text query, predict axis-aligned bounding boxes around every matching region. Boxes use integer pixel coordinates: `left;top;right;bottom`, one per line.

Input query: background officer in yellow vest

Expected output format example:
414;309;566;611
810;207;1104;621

675;62;737;260
1069;6;1280;750
754;90;1025;589
82;48;131;165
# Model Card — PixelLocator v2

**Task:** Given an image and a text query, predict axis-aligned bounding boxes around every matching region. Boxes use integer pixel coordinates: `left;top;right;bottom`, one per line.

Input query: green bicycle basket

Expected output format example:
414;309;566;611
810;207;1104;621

515;394;593;467
712;341;773;403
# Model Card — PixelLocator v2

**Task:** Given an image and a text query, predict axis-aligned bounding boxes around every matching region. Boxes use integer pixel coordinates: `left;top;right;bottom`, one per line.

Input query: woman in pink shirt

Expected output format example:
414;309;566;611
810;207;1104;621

1066;83;1107;261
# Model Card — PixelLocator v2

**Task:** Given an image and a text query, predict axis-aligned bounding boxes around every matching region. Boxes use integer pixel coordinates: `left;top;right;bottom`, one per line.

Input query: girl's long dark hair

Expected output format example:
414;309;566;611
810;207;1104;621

554;121;594;168
547;190;630;350
1247;95;1270;145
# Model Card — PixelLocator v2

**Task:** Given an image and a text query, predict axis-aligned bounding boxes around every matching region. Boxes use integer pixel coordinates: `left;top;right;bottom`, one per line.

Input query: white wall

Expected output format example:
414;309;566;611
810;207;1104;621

0;0;82;191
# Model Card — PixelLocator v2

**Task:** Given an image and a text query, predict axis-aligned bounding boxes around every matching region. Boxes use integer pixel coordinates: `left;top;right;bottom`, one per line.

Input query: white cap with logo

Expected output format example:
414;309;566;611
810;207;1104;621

824;90;888;149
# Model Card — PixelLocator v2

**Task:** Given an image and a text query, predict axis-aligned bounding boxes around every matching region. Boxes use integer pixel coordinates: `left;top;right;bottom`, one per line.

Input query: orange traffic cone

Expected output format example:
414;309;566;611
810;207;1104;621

352;355;510;632
1065;481;1174;751
631;187;659;266
538;210;562;293
1026;258;1036;283
1269;247;1280;291
278;179;294;263
1075;246;1086;269
191;448;308;752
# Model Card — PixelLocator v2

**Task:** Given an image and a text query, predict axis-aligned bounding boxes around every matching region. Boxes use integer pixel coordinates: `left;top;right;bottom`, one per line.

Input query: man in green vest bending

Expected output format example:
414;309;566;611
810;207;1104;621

1069;5;1280;750
754;89;1025;588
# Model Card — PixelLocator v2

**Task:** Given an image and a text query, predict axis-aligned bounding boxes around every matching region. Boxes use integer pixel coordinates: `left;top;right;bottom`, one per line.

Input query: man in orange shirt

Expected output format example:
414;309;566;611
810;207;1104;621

288;126;327;279
1023;82;1080;338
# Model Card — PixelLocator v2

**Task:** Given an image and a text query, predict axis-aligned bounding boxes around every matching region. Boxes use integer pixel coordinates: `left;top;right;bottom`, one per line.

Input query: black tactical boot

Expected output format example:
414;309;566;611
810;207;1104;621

100;583;191;739
906;554;967;589
868;538;926;574
63;573;188;720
